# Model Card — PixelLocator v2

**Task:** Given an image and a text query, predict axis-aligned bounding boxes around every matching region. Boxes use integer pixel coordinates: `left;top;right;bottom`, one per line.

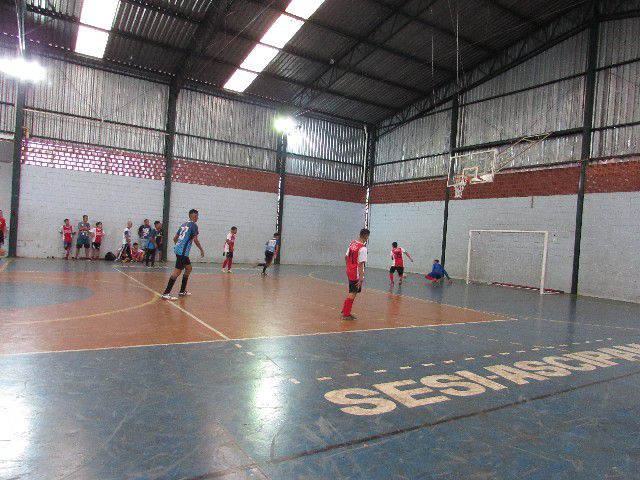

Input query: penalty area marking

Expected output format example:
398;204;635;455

114;268;230;340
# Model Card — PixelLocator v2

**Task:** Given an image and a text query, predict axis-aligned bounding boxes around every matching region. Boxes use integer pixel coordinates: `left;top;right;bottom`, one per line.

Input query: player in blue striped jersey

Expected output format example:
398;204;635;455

161;209;205;300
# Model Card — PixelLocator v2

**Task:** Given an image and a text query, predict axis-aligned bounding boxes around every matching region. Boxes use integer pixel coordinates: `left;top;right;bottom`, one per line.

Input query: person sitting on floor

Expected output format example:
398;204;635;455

131;242;145;262
425;259;452;285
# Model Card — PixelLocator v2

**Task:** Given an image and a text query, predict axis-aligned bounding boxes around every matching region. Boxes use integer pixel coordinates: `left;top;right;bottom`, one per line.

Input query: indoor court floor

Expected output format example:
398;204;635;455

1;259;640;479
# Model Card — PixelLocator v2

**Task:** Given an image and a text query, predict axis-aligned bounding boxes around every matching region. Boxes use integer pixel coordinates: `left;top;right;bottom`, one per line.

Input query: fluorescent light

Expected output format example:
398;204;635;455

261;15;304;48
224;70;259;92
240;44;280;72
223;0;325;93
0;56;46;82
286;0;326;19
75;0;120;58
79;0;120;30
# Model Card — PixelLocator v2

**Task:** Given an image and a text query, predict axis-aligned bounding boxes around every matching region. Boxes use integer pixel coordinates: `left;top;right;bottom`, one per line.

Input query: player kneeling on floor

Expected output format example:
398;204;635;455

161;209;205;300
389;242;413;285
341;228;370;321
425;258;452;285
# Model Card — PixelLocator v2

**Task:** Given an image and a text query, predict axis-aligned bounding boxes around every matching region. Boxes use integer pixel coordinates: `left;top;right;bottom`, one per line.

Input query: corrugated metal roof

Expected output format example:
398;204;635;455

0;0;592;125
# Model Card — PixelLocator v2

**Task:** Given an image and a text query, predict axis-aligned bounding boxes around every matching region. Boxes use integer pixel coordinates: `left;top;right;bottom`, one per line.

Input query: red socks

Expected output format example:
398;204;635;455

389;273;394;282
342;297;354;316
227;258;233;270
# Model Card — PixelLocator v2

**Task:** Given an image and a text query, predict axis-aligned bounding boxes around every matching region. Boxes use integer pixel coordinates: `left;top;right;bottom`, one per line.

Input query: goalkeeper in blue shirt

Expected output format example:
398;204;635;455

425;259;452;285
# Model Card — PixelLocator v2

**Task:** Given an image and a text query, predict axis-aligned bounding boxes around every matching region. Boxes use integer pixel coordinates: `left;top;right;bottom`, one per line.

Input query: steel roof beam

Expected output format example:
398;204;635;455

16;3;395;112
118;0;431;95
364;0;498;54
480;0;542;28
243;0;455;74
173;0;237;91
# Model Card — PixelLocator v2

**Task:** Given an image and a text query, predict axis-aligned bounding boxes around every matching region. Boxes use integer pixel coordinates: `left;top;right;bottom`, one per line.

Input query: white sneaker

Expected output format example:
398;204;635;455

221;268;226;273
178;291;192;296
161;294;177;301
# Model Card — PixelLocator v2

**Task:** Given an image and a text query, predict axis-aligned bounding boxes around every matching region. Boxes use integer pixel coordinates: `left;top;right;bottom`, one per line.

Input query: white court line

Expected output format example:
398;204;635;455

374;369;387;373
0;258;14;272
114;268;230;340
289;378;300;385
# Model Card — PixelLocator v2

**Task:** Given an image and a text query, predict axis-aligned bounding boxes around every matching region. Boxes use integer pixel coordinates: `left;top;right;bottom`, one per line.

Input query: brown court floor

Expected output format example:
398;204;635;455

0;269;506;354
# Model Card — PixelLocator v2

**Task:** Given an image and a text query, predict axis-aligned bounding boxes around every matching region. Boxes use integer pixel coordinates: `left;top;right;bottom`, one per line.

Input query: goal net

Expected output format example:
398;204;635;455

466;230;550;294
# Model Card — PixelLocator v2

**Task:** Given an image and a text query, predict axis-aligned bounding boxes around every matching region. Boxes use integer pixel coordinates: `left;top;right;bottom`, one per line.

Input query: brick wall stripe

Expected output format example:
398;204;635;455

172;158;279;194
370;158;640;204
285;175;366;203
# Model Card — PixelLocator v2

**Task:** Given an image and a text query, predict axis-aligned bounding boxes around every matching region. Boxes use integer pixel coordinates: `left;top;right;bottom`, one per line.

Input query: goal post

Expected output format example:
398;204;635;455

466;229;549;295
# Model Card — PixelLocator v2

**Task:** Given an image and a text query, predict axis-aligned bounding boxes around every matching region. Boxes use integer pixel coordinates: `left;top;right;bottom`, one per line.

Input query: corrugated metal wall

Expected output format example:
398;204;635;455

374;105;452;183
286;116;365;183
458;32;587;167
0;46;16;135
23;57;168;154
592;18;640;157
175;89;277;171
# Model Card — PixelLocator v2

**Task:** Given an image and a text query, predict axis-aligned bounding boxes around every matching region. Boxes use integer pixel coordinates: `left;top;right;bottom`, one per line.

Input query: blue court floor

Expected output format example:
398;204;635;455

1;259;639;479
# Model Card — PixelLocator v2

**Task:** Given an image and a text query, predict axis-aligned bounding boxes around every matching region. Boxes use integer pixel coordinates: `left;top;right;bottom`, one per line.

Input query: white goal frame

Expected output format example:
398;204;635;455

466;229;549;295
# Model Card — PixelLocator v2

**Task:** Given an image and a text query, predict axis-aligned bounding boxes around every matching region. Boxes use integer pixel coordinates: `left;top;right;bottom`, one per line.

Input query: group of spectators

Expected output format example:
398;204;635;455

59;216;163;265
118;219;163;266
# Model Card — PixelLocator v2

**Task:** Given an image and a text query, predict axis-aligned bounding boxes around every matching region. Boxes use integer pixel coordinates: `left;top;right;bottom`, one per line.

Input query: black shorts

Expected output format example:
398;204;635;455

92;242;101;250
390;266;404;276
348;280;362;294
0;231;4;245
225;251;234;259
265;250;274;262
175;254;191;270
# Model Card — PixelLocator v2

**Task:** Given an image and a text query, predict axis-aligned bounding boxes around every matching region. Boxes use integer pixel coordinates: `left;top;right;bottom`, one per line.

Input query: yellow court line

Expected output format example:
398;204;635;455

5;296;160;326
114;268;231;341
0;258;13;272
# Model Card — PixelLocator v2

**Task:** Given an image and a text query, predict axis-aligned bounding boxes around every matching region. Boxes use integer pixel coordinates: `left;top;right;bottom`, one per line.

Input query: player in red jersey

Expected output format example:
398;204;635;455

60;219;75;259
90;222;105;260
389;242;413;285
222;226;237;273
341;228;370;320
0;210;6;252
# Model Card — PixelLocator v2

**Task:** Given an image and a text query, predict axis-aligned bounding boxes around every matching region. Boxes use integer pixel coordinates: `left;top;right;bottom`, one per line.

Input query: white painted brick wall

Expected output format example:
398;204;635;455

17;165;164;257
446;196;576;291
579;192;640;303
168;182;277;264
367;201;445;273
281;196;365;266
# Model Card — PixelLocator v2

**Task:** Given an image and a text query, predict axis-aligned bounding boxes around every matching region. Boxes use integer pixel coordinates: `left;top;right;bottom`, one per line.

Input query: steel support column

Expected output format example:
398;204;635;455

8;81;25;257
571;1;599;295
441;96;459;267
275;133;287;265
364;125;376;229
161;80;178;261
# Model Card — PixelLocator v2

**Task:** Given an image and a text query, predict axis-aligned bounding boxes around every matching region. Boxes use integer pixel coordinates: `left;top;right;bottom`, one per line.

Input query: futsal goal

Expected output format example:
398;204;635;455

465;229;553;295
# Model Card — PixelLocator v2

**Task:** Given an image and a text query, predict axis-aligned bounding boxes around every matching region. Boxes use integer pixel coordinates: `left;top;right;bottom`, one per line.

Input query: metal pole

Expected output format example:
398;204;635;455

571;0;599;295
161;79;178;261
275;133;287;265
8;81;26;257
540;231;549;294
441;96;459;267
363;125;376;229
466;230;472;284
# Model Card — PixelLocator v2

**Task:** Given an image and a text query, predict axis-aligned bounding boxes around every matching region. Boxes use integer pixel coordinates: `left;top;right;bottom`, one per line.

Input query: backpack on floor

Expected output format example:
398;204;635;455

104;252;116;262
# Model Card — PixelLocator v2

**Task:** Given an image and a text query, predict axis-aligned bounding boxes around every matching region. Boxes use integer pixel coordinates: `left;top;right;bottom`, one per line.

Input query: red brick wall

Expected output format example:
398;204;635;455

586;158;640;193
285;175;366;203
370;158;640;204
369;178;447;204
172;158;279;193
